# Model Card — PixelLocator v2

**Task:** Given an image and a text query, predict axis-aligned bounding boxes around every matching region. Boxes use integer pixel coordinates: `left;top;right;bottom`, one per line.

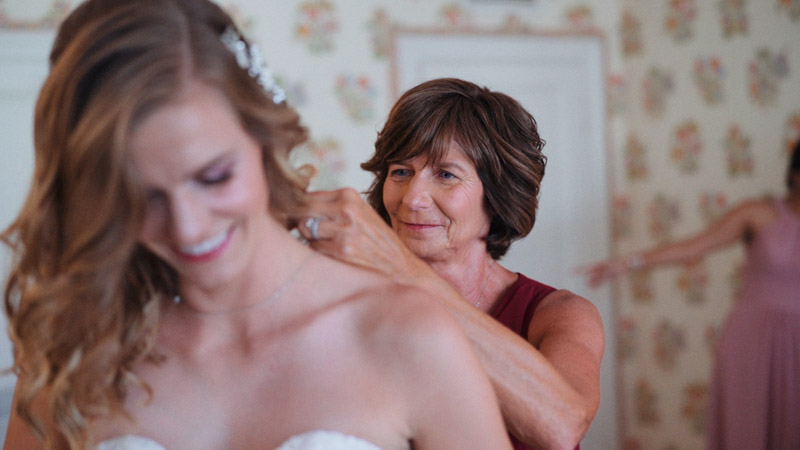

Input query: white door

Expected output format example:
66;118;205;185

393;31;617;450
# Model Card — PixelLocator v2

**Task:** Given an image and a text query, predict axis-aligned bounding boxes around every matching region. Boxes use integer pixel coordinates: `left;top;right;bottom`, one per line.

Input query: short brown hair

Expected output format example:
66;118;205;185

362;78;546;259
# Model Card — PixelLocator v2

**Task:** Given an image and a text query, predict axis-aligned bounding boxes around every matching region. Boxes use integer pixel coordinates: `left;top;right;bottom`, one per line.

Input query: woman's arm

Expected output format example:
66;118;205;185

298;188;604;449
579;198;776;287
522;290;604;447
414;275;604;449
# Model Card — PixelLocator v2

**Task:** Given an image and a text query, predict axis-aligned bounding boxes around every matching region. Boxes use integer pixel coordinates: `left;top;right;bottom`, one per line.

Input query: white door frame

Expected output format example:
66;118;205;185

391;28;618;450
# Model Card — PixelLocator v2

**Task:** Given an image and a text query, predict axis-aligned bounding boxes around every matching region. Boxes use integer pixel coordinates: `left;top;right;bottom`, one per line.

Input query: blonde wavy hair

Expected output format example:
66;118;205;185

1;0;308;447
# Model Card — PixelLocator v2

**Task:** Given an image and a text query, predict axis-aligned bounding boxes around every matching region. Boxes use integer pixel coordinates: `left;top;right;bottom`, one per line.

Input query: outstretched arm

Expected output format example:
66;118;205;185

298;188;604;449
578;198;777;288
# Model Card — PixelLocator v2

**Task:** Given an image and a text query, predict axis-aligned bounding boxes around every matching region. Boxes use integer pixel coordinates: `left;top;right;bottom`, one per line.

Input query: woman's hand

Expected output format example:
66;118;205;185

575;258;630;288
297;188;428;283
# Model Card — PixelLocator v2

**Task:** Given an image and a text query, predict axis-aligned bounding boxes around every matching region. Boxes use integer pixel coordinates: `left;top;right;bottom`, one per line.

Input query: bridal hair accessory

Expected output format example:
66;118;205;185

220;26;287;104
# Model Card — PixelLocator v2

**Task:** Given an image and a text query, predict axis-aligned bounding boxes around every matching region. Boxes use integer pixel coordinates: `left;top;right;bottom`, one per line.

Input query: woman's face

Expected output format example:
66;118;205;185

129;82;272;289
382;142;490;263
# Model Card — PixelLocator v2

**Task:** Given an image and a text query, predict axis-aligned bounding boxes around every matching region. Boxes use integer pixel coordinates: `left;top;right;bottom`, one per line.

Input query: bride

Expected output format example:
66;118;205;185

1;0;511;449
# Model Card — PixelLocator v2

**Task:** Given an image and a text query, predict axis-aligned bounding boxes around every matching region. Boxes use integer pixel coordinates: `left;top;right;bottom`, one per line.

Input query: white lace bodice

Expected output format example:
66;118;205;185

96;429;384;450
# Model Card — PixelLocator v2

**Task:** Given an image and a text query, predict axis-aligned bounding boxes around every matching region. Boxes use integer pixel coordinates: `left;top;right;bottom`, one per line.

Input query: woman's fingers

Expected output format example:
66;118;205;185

298;188;376;249
296;188;355;241
296;188;418;279
575;262;617;288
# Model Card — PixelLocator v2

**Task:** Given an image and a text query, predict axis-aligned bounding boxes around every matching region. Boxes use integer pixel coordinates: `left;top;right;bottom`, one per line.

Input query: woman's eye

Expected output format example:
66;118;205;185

200;169;232;185
390;168;410;177
438;170;456;180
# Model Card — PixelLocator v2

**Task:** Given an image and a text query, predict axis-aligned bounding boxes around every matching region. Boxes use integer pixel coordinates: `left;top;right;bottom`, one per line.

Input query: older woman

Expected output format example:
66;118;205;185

300;78;605;449
2;4;511;449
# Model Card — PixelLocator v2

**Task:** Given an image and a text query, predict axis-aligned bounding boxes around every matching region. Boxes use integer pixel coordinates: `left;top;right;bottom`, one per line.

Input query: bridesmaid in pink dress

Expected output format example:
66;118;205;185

581;141;800;449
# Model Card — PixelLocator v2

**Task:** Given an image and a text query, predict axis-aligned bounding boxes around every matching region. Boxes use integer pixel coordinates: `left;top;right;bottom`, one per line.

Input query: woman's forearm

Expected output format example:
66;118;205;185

413;272;595;449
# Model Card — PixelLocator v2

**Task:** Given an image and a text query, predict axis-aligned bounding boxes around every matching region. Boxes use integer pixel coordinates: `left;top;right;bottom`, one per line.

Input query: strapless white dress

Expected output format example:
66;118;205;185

96;429;383;450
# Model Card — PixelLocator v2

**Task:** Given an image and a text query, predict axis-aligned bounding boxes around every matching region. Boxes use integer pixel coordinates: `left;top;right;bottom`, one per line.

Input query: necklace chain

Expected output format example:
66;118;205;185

175;253;314;315
475;258;496;309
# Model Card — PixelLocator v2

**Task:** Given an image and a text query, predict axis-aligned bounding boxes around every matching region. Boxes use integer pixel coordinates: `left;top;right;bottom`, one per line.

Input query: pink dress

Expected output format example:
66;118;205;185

707;199;800;449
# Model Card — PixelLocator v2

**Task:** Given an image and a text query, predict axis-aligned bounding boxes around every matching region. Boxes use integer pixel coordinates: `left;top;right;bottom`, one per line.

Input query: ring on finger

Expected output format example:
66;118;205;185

305;217;322;240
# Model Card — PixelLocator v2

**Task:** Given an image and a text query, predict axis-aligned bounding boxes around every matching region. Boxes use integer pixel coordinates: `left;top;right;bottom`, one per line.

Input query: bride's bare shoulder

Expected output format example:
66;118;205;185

305;253;462;347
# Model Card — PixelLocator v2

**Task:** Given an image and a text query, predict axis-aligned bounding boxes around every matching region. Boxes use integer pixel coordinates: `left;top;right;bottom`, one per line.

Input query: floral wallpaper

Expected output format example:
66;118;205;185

618;1;800;449
2;0;800;448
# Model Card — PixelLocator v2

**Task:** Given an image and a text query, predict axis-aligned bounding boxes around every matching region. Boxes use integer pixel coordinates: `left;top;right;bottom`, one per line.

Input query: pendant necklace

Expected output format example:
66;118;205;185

173;252;314;315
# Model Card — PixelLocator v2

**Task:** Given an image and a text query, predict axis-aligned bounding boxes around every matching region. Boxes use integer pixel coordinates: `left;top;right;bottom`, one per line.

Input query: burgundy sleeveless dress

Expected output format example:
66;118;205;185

490;274;579;450
707;199;800;449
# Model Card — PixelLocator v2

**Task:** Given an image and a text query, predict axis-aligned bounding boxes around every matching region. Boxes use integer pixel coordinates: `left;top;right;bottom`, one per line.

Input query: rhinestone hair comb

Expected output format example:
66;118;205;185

220;26;286;104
